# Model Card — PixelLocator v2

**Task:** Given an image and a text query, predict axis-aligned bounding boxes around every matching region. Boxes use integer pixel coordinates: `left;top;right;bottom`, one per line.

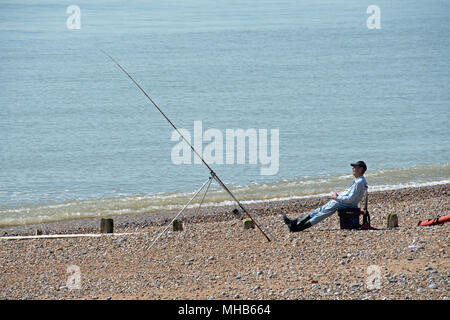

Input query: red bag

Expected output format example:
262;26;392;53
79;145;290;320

418;214;450;227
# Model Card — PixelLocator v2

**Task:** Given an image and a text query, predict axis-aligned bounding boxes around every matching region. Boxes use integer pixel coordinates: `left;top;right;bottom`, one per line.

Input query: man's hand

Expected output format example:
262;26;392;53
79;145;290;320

331;192;338;200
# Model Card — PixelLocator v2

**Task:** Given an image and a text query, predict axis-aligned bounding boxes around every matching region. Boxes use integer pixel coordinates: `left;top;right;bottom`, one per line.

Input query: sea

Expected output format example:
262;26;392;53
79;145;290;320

0;0;449;226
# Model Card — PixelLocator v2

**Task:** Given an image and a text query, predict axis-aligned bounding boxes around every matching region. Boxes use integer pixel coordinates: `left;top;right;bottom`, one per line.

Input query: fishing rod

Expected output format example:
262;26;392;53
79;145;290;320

101;50;273;242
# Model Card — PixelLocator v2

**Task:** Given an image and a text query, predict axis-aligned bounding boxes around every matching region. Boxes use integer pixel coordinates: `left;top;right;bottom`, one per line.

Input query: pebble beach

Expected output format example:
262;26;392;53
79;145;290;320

0;184;448;300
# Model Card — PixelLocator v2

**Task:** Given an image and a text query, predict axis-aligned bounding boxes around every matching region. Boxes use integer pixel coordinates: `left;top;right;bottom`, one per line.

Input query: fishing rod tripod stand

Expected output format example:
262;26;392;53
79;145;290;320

147;172;275;250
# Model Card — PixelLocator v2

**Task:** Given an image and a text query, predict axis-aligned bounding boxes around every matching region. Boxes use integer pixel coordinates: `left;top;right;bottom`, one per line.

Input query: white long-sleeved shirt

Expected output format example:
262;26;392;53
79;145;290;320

336;176;367;207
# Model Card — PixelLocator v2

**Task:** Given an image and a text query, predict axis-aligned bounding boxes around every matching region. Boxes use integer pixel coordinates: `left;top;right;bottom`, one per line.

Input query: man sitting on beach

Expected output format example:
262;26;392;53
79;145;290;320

283;161;368;232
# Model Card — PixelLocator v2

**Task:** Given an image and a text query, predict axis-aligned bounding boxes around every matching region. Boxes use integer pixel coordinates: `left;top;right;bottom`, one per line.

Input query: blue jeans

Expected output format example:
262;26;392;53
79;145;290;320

298;200;357;226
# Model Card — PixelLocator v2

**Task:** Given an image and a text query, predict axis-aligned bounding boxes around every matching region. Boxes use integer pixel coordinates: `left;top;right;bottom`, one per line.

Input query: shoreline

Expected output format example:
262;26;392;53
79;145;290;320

1;183;448;236
1;164;448;229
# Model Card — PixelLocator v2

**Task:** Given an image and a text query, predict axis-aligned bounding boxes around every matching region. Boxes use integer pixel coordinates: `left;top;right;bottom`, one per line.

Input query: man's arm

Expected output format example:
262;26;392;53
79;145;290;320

335;180;364;205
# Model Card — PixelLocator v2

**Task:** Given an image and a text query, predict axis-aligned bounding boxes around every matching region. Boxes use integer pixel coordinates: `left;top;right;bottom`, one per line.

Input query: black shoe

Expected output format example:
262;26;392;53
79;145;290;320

282;214;295;232
290;214;312;232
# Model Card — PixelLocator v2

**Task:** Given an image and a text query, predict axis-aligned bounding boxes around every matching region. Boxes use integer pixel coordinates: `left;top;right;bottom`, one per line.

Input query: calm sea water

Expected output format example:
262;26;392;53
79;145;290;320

0;0;449;226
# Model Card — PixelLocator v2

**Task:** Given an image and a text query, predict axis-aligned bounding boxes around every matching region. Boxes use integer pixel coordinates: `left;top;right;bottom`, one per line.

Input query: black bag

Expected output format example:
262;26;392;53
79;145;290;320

338;208;361;230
